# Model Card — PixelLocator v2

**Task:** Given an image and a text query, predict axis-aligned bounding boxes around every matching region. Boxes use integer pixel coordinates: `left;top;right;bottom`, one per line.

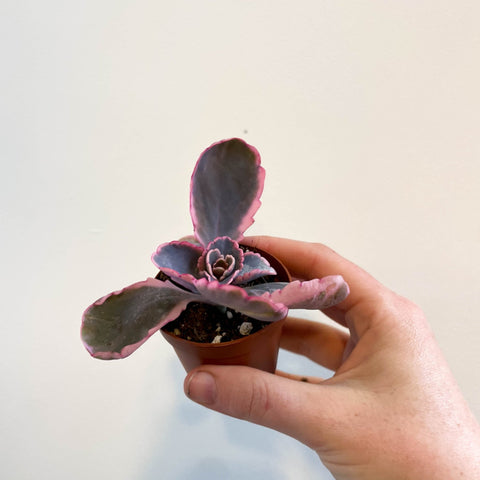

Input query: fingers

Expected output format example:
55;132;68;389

184;365;340;449
281;316;349;371
242;236;395;337
276;370;324;384
242;236;381;312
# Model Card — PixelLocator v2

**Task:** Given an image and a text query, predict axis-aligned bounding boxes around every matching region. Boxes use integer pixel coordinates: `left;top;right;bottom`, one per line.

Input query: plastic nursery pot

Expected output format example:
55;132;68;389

159;246;291;373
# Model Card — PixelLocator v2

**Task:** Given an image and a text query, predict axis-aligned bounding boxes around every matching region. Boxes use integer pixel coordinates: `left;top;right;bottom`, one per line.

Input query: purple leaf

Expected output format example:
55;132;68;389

234;251;277;284
190;138;265;246
81;278;195;359
151;241;203;286
198;237;244;284
205;249;236;281
244;282;287;296
193;278;287;322
247;276;350;310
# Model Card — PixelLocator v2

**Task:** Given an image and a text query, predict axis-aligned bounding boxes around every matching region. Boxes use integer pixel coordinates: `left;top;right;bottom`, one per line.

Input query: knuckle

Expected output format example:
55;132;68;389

243;376;272;423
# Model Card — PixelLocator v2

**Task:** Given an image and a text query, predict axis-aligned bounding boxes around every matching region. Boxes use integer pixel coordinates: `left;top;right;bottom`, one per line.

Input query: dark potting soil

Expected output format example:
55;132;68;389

159;245;287;344
162;302;269;343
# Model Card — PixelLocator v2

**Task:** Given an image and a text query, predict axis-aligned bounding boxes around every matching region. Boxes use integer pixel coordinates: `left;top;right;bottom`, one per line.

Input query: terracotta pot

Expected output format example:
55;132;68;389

159;246;291;373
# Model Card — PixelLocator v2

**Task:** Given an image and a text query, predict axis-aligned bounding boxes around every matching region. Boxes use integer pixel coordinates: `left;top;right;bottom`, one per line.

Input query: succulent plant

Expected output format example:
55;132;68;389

81;139;349;360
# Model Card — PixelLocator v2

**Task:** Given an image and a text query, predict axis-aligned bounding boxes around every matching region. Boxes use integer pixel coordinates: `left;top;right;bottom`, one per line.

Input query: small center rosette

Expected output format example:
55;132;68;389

198;237;243;284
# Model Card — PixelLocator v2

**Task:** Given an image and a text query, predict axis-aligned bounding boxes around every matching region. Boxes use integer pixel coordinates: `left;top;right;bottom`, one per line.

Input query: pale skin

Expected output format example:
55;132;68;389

184;236;480;479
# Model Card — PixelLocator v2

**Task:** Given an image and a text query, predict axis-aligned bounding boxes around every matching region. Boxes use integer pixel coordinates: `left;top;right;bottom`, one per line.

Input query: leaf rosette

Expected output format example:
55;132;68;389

81;139;349;359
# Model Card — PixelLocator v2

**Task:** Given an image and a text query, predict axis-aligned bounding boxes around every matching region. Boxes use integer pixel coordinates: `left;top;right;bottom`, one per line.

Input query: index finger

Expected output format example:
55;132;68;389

242;235;388;319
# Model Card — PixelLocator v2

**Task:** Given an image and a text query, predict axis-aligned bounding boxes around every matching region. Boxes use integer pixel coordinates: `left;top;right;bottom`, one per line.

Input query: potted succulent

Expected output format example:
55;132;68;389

81;138;349;373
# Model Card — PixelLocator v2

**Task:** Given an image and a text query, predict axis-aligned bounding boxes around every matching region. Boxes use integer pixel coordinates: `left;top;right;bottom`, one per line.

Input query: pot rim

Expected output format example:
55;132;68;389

161;314;286;349
158;243;291;348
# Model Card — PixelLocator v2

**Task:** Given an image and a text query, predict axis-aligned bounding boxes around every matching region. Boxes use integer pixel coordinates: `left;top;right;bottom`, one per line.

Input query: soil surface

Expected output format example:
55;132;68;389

162;302;269;343
159;245;288;344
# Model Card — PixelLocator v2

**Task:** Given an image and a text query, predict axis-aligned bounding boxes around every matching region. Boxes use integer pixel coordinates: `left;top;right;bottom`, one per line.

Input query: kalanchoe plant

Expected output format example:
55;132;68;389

81;138;349;360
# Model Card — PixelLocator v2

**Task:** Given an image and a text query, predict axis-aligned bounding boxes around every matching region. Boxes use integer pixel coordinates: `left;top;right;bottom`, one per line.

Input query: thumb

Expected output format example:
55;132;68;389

184;365;336;449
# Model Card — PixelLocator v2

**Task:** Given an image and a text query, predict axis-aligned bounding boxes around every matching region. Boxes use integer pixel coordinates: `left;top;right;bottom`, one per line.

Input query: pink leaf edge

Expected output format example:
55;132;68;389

266;276;350;310
189;138;265;245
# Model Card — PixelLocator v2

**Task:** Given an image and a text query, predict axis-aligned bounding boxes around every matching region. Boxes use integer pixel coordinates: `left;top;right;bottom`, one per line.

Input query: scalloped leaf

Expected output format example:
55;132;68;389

234;251;277;284
81;278;195;359
244;282;287;297
245;276;350;310
190;138;265;246
198;237;244;284
151;241;203;285
193;278;287;322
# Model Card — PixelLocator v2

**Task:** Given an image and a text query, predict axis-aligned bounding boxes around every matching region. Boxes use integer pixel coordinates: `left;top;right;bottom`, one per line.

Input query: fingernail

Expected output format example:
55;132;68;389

186;371;217;405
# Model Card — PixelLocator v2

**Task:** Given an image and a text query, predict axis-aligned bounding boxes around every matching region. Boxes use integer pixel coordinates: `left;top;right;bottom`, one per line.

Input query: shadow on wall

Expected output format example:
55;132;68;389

139;356;284;479
139;347;333;480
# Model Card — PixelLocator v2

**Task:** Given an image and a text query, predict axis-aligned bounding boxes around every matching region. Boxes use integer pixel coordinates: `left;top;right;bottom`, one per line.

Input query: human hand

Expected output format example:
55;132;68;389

184;236;480;479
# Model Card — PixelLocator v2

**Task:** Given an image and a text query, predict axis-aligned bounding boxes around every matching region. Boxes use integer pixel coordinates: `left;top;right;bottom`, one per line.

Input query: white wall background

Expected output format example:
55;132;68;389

1;1;479;479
